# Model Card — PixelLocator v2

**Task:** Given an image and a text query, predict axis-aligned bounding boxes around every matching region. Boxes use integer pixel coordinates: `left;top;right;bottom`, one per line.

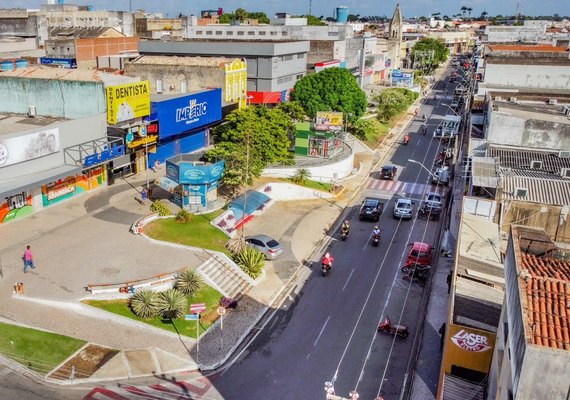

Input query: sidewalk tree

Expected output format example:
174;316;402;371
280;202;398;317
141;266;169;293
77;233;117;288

373;88;419;123
292;68;367;123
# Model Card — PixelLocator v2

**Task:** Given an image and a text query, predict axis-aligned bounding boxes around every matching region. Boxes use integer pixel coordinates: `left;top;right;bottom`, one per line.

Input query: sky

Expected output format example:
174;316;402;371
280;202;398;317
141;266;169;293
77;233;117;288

4;0;570;19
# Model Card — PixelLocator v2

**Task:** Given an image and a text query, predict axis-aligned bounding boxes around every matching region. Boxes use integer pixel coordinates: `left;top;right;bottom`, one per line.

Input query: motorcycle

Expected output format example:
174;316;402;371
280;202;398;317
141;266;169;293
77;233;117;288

403;134;410;145
341;227;350;241
372;233;381;247
421;126;427;136
418;204;441;221
401;262;431;273
378;316;409;338
403;265;430;284
322;263;332;277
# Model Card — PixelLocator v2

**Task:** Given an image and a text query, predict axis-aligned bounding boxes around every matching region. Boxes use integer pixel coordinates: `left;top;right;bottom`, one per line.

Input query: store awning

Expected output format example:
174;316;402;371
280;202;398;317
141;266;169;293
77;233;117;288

0;164;83;199
154;176;179;193
228;190;271;221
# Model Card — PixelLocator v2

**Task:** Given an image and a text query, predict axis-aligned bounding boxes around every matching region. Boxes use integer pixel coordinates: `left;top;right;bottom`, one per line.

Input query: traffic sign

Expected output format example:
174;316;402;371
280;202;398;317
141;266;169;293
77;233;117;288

190;303;207;313
185;314;199;321
217;306;227;316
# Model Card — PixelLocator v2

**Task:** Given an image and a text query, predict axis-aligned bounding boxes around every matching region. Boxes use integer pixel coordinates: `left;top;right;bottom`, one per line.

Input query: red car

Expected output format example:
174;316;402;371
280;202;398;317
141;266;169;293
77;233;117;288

403;242;433;270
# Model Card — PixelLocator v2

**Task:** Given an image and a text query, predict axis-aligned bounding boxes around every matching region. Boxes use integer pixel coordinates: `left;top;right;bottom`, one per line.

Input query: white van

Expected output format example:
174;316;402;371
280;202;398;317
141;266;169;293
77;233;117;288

432;166;450;185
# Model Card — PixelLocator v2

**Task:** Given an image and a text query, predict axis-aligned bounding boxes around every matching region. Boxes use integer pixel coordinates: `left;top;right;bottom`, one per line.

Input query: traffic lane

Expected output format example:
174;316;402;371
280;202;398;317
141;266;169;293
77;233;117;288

211;200;419;399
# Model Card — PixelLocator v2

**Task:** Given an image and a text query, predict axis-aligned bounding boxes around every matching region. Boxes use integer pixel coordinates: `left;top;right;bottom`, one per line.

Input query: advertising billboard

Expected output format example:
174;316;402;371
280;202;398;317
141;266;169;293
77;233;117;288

106;81;151;125
152;89;222;139
0;128;60;168
315;111;344;131
441;324;496;375
391;69;414;87
40;57;77;68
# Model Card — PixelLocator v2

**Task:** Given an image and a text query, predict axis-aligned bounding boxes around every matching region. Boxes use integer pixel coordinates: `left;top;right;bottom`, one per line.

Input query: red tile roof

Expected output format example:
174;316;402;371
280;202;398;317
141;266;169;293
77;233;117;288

488;44;569;52
521;254;570;350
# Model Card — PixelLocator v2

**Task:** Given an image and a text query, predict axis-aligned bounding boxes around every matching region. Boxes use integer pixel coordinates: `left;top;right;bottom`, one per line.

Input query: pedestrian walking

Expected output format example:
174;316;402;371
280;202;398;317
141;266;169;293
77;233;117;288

439;323;446;348
23;245;35;273
141;188;148;205
447;271;452;294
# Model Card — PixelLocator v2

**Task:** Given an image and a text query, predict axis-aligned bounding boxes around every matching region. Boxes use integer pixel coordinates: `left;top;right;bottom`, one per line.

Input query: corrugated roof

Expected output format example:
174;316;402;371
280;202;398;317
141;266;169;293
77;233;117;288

488;146;570;173
48;26;123;39
471;156;500;188
0;65;138;87
488;44;569;52
520;254;570;350
129;55;231;67
501;175;570;205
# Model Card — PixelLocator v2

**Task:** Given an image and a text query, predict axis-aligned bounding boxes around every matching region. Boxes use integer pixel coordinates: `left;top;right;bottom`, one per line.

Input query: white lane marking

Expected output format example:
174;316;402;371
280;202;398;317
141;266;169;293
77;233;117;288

314;316;331;347
306;353;311;360
342;268;355;291
362;232;373;250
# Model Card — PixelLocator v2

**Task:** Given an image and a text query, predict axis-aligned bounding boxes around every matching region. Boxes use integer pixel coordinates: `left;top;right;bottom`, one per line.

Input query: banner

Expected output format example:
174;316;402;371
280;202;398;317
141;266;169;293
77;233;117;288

315;111;344;131
106;81;151;124
0;128;60;168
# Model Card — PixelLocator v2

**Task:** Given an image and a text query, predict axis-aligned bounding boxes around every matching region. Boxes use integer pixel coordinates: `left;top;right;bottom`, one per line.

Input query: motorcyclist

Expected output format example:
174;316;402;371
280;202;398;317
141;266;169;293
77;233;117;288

404;133;410;144
422;125;427;136
322;252;334;269
341;220;350;235
422;114;427;122
372;226;382;238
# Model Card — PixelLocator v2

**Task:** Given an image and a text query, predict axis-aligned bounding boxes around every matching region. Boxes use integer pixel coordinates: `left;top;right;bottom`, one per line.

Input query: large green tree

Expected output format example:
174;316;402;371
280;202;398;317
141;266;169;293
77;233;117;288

206;106;294;194
412;38;450;72
373;88;419;123
218;9;270;24
291;68;367;123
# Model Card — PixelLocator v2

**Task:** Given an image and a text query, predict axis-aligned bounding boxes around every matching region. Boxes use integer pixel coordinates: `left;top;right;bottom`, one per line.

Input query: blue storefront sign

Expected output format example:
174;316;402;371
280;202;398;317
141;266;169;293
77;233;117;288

83;144;125;168
167;160;224;185
40;57;77;69
391;69;414;87
151;89;222;139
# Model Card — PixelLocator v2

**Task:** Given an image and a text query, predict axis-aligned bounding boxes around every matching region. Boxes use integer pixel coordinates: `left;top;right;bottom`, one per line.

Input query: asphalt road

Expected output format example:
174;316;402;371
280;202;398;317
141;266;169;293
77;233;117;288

210;68;457;400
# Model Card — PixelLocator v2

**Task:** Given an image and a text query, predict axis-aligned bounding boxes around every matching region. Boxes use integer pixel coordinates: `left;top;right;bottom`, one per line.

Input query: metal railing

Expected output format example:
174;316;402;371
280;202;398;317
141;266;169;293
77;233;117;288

267;136;354;169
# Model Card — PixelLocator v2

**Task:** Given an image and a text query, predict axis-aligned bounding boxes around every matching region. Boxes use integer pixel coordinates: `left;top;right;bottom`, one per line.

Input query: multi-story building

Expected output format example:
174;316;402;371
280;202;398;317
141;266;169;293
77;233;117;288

487;225;570;399
138;40;309;104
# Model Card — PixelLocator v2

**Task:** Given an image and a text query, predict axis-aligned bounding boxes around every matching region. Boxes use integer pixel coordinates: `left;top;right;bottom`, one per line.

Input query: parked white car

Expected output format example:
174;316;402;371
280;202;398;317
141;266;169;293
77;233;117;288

393;198;414;220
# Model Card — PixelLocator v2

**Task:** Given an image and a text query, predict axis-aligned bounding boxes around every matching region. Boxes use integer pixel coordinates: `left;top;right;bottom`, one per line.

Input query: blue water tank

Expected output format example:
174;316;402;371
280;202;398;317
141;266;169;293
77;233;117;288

87;5;94;11
57;0;65;4
15;59;29;69
335;6;349;23
0;60;14;71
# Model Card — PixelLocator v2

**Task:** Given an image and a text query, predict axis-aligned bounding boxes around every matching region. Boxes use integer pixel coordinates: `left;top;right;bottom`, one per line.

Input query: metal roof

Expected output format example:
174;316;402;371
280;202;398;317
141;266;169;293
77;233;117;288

501;175;570;205
471;156;500;188
487;146;570;173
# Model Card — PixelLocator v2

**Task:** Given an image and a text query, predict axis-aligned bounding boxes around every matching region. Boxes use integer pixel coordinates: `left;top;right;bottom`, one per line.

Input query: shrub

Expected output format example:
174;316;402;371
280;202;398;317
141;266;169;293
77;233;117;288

129;289;160;319
175;209;193;223
156;288;187;320
220;296;238;309
291;167;311;185
175;268;203;297
150;200;172;216
233;247;265;279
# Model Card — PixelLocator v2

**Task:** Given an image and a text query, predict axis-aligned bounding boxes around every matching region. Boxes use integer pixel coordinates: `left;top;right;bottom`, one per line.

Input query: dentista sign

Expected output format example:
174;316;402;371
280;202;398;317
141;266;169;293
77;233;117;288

452;330;491;352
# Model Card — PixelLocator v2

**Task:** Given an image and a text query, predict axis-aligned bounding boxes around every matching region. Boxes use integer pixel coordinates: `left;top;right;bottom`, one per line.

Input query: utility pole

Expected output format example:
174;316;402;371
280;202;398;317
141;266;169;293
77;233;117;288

308;0;312;16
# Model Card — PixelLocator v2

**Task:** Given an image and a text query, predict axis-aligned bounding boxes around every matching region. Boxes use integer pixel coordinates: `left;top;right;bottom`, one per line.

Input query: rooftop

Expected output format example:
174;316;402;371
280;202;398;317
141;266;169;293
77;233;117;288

0;113;66;137
501;175;570;205
487;146;570;174
513;226;570;350
491;100;570;125
487;44;569;52
48;27;124;39
0;65;138;86
128;55;232;67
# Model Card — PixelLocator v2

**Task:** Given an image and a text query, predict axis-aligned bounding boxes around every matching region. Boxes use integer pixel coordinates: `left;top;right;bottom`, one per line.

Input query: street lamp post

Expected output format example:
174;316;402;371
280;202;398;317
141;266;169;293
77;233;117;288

408;159;436;179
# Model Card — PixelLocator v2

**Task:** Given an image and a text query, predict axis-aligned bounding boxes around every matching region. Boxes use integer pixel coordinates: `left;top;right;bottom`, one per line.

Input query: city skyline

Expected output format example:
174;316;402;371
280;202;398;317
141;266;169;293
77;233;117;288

3;0;570;20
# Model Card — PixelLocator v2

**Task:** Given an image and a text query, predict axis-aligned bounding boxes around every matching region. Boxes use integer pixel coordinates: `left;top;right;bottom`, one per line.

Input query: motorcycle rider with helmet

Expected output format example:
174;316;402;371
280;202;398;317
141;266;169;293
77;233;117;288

322;252;334;270
341;219;350;239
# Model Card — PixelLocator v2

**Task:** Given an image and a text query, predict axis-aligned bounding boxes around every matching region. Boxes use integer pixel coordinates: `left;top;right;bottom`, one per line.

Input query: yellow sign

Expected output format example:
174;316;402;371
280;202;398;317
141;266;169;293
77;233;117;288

107;81;151;124
442;324;496;374
315;111;344;131
224;58;248;109
127;135;158;149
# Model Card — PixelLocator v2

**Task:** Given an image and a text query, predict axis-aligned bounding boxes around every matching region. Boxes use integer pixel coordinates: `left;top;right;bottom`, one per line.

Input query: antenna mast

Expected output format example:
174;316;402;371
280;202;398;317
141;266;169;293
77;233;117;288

308;0;312;16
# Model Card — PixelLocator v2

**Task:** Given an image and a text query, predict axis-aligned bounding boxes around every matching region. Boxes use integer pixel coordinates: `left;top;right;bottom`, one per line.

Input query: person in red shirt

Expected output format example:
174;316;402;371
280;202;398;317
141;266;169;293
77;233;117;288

322;252;334;269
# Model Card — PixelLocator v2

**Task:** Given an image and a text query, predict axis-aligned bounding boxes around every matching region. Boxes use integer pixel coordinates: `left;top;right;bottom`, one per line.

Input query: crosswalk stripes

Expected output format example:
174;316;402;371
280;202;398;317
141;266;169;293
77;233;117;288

367;179;445;196
83;376;216;399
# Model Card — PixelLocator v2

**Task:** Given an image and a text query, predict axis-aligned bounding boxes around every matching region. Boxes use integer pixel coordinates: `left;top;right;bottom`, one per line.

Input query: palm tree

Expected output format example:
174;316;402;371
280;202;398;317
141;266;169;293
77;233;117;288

175;268;203;297
233;247;265;279
467;8;473;19
481;11;488;20
460;6;467;18
156;289;187;320
291;167;311;185
130;290;160;319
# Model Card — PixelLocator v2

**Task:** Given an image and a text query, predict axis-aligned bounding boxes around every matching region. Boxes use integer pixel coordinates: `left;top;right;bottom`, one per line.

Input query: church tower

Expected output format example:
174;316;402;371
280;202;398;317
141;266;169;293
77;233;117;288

387;3;403;70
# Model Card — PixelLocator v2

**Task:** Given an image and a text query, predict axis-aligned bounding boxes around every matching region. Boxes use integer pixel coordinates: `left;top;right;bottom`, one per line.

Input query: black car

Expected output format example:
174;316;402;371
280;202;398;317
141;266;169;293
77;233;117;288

380;165;397;180
359;197;384;222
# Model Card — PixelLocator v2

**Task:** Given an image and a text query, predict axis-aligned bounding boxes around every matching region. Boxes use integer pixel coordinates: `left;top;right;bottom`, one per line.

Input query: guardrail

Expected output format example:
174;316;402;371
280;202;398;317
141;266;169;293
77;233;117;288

86;267;186;295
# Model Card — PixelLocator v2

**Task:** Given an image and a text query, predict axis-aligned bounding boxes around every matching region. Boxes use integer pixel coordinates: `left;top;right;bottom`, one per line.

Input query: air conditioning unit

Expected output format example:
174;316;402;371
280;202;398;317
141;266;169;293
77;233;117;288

27;105;37;117
514;187;528;198
530;160;542;170
548;98;558;105
561;168;570;178
559;150;570;159
562;106;570;116
510;97;517;103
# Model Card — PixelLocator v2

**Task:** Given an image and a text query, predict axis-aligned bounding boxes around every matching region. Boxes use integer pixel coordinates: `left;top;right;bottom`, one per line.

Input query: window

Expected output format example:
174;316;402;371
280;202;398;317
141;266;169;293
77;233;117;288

282;31;288;36
259;31;266;36
216;31;222;35
237;31;245;36
196;31;203;35
270;31;278;36
226;31;233;35
284;76;293;83
530;160;542;170
297;54;304;59
247;31;255;36
328;31;339;36
282;55;293;61
296;74;303;80
206;31;213;35
277;78;284;84
514;187;528;198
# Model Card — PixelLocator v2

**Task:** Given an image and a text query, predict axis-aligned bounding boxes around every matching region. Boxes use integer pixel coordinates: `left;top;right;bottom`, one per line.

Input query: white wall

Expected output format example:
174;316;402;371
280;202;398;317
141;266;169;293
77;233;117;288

263;152;355;183
484;63;570;90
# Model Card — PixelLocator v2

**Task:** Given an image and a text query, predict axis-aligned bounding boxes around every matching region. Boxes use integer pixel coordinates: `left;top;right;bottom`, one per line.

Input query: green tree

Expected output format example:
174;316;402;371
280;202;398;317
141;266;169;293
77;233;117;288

156;289;187;320
373;88;418;123
277;100;306;122
175;268;203;297
248;11;270;24
412;38;449;73
218;13;234;24
233;247;265;279
305;15;326;26
234;8;248;21
347;14;360;22
129;290;160;319
206;106;294;194
291;167;311;185
292;68;367;123
351;118;375;140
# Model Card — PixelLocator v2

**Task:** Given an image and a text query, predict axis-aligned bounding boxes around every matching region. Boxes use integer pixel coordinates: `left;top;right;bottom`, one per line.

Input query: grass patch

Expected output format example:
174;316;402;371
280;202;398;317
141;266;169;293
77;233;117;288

144;209;228;254
83;285;223;338
363;118;390;148
0;322;86;375
282;178;333;192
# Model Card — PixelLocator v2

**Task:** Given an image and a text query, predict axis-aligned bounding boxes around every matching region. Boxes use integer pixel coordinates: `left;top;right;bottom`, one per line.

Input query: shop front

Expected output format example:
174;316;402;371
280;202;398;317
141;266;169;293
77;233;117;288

146;88;222;164
294;112;345;158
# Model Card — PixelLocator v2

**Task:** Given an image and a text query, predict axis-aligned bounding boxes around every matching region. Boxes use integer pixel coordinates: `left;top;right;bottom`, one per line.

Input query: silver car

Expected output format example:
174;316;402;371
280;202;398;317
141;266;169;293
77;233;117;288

245;235;284;260
393;198;414;220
